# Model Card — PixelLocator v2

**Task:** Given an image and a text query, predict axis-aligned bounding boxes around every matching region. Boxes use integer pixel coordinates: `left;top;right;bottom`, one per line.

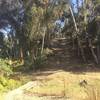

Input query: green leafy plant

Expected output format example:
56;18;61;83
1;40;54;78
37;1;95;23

34;54;47;70
0;59;13;76
0;76;22;93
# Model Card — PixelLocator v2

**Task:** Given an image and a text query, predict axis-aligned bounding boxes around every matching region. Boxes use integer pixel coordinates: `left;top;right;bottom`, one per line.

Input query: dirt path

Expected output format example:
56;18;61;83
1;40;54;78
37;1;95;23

44;38;100;72
5;82;36;100
44;38;79;70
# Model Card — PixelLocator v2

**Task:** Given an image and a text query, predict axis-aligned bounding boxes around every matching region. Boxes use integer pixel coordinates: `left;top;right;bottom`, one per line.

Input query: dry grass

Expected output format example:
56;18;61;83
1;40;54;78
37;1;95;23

84;80;100;100
1;70;100;100
24;71;100;100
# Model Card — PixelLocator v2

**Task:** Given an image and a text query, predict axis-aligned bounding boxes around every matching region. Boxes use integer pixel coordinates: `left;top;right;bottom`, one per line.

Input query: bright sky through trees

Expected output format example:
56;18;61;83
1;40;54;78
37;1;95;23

71;0;83;12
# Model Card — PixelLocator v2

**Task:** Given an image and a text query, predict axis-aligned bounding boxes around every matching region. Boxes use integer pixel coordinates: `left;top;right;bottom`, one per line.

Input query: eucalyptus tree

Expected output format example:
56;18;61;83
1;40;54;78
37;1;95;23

22;0;55;62
0;0;24;60
0;0;37;62
69;0;100;64
81;0;100;64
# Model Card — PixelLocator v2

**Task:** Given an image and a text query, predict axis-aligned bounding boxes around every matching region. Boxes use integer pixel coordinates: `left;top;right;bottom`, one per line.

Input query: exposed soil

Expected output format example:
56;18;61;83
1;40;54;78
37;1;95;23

43;38;100;72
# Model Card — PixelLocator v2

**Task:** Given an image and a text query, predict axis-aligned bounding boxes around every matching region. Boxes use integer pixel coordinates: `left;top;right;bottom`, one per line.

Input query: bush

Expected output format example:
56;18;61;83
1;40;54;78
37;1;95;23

0;76;7;86
0;59;22;93
0;76;22;93
7;79;22;90
21;48;50;71
0;84;4;91
34;54;47;70
0;59;13;76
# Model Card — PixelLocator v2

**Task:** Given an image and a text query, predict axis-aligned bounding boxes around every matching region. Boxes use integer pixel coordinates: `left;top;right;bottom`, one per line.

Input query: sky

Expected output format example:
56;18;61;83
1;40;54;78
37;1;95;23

0;25;12;38
0;29;8;38
72;0;83;6
71;0;83;12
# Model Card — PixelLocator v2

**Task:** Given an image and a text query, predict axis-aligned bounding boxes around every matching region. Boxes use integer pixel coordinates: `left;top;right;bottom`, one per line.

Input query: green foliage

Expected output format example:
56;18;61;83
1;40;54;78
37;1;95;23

0;84;4;91
34;54;47;70
25;5;44;41
0;59;13;76
0;76;22;93
27;48;52;70
7;79;22;90
0;76;7;86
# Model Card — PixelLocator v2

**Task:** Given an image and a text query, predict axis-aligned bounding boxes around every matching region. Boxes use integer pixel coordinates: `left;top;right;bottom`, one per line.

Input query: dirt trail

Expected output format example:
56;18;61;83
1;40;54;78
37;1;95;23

44;38;99;72
47;38;79;69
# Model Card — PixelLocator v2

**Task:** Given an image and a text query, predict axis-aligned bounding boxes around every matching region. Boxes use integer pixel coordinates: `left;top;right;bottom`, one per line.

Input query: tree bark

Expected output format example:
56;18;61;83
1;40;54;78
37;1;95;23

69;3;86;62
20;47;24;64
41;27;46;55
97;45;100;62
88;38;98;64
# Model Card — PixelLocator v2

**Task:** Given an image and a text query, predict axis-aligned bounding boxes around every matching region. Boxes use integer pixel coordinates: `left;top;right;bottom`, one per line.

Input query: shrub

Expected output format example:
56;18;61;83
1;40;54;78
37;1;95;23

7;79;22;90
0;84;4;91
0;76;7;86
0;76;22;93
0;59;13;76
34;53;47;70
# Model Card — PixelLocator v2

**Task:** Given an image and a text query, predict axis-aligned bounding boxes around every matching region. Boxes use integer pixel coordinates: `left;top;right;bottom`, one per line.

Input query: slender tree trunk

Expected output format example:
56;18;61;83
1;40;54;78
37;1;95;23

97;45;100;62
82;0;84;9
45;25;51;47
78;37;86;62
88;38;98;64
31;47;35;62
72;36;75;50
76;0;79;13
69;3;86;62
20;47;24;64
41;27;46;55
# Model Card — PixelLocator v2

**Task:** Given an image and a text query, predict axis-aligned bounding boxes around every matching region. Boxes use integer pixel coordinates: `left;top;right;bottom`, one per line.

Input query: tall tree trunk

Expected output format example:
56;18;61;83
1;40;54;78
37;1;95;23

20;47;24;64
76;0;79;13
31;47;35;62
88;38;98;64
45;24;50;47
97;45;100;62
69;3;86;62
77;37;86;62
41;27;46;55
